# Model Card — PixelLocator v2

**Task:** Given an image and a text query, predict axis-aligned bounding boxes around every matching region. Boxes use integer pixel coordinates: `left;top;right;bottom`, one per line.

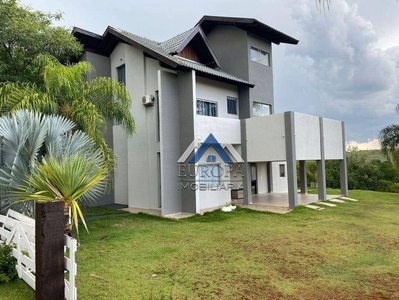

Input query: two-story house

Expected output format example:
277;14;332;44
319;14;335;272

73;16;348;216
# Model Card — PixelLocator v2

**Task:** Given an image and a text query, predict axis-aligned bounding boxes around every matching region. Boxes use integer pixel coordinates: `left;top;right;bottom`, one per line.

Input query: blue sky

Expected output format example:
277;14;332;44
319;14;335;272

20;0;399;149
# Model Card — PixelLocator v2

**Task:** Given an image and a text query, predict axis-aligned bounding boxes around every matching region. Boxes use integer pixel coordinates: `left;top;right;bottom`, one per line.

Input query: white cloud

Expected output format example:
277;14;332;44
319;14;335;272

287;0;398;105
275;0;399;143
347;138;380;150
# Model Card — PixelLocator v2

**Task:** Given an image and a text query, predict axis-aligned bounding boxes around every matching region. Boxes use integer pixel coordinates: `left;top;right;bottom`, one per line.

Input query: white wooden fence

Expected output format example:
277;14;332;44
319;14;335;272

0;209;77;300
64;234;77;300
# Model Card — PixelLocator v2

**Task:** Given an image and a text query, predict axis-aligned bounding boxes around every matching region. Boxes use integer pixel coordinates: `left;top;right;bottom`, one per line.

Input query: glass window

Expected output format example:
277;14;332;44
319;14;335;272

250;47;270;66
156;90;160;141
279;164;285;177
114;64;126;126
253;102;271;117
197;100;217;117
227;96;237;115
198;164;220;187
117;64;126;85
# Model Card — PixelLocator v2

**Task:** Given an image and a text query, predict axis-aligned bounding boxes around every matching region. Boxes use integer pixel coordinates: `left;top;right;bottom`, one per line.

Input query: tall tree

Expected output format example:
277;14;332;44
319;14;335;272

379;105;399;166
0;56;135;173
0;0;82;82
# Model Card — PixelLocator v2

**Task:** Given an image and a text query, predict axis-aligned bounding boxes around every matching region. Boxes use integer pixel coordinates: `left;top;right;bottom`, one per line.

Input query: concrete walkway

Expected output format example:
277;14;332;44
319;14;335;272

237;192;341;214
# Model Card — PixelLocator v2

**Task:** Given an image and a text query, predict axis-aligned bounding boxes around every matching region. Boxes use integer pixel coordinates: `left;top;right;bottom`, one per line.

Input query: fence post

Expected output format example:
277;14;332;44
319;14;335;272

35;201;65;300
0;136;2;215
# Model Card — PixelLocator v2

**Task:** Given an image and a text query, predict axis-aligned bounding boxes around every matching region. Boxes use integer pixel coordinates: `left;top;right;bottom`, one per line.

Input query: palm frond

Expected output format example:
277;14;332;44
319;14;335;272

316;0;331;10
85;77;135;135
0;162;34;215
0;55;135;206
0;82;58;114
0;110;48;168
70;98;106;137
0;110;109;220
43;60;94;101
25;154;108;233
45;113;77;154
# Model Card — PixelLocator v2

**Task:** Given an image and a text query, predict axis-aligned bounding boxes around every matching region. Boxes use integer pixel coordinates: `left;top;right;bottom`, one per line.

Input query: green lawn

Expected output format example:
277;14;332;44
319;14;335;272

3;190;399;299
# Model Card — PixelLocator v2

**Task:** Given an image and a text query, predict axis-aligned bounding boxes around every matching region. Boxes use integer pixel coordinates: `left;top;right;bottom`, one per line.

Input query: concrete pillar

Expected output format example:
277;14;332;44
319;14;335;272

241;120;252;205
284;112;298;209
318;118;327;200
340;121;349;196
242;163;253;205
299;160;307;194
267;162;273;193
35;201;65;300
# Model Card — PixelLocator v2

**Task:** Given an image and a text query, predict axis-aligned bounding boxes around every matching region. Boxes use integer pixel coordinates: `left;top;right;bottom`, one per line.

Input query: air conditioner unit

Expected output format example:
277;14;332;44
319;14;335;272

142;95;155;106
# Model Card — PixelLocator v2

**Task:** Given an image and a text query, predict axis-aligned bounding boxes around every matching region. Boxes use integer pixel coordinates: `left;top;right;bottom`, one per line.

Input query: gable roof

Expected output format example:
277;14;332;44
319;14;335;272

160;26;221;68
73;26;254;87
196;15;299;45
160;28;196;54
73;16;298;87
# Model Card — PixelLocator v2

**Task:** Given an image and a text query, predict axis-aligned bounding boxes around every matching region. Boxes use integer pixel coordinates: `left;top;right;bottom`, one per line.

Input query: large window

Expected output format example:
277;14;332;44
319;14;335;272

253;102;271;117
198;164;220;187
227;96;237;115
197;100;217;117
117;64;126;85
250;47;270;66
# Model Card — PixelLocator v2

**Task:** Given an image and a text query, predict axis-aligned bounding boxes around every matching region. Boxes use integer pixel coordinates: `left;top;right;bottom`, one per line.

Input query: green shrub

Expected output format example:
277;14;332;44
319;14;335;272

390;183;399;193
0;243;17;283
376;180;393;192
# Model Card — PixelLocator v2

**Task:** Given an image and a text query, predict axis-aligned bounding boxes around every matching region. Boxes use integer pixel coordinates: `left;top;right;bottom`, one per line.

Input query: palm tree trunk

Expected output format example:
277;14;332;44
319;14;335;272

64;203;72;237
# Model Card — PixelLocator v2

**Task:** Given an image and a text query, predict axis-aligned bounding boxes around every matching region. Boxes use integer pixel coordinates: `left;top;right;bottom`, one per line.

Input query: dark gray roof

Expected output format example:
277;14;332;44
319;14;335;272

112;27;253;87
74;14;300;87
197;16;299;45
173;56;252;86
160;28;195;54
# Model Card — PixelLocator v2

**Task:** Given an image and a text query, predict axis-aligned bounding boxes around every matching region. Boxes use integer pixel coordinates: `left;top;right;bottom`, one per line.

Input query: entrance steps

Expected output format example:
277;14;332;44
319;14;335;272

241;204;290;214
317;202;337;207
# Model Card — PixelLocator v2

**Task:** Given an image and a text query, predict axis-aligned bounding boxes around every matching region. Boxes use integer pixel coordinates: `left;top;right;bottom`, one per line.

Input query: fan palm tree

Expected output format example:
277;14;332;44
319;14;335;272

0;55;134;176
17;154;107;235
379;105;399;166
0;110;108;234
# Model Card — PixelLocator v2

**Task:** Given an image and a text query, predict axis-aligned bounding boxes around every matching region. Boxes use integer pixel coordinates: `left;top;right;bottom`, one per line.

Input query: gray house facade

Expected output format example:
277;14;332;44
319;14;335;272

73;16;348;216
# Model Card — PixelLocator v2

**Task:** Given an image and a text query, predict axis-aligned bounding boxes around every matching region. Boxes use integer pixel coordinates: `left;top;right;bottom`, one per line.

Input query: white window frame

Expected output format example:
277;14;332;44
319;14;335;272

253;102;272;117
116;64;126;85
197;99;218;117
279;164;285;177
250;47;270;66
227;96;238;115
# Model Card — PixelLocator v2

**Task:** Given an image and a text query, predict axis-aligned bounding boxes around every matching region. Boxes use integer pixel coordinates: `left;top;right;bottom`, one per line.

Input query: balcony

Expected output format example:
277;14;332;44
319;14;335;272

195;115;241;144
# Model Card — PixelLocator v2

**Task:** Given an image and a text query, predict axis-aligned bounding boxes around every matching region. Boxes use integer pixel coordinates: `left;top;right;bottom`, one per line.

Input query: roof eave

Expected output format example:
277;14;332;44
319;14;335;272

196;15;299;45
105;27;180;69
176;64;254;88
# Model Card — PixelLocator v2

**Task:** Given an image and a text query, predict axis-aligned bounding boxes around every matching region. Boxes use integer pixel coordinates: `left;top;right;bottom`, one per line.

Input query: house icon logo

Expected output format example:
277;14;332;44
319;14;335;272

178;133;243;164
177;133;244;192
